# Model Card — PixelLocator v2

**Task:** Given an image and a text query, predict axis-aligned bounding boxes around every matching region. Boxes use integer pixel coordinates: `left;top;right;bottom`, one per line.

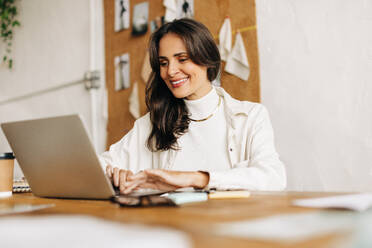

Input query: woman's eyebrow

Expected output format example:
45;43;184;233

159;52;188;60
174;52;187;57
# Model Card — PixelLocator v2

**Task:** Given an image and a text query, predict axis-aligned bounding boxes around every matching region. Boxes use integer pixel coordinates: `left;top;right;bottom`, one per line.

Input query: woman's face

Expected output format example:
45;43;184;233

158;33;211;100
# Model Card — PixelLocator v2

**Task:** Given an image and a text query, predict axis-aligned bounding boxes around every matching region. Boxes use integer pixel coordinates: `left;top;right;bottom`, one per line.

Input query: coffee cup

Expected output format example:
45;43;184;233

0;152;15;198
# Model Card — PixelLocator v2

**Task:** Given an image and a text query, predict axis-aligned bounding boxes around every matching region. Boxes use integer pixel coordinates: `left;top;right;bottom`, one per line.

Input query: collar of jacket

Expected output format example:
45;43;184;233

215;86;255;129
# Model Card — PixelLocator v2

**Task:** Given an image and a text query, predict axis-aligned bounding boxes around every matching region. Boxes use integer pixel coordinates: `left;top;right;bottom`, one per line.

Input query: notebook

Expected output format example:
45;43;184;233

1;115;117;200
13;178;32;193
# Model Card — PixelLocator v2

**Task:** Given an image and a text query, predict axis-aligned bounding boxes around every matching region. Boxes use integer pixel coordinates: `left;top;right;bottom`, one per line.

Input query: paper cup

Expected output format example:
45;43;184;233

0;153;15;198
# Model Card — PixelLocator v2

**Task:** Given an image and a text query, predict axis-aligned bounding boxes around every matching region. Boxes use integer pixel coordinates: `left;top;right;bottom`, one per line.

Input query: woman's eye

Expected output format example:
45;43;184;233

179;57;189;63
159;61;168;67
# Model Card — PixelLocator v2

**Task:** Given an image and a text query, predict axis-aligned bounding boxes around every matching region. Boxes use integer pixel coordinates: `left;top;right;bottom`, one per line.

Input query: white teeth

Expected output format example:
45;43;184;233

171;78;188;85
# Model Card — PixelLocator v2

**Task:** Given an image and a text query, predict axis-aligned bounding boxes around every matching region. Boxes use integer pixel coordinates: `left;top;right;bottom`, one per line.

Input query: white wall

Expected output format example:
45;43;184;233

256;0;372;192
0;0;106;178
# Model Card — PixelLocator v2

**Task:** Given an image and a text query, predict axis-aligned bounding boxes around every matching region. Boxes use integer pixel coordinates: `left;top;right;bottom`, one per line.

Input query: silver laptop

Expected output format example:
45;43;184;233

1;115;116;199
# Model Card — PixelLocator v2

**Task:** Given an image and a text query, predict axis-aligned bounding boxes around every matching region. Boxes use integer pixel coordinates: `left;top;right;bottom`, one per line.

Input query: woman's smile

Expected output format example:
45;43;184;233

170;77;189;87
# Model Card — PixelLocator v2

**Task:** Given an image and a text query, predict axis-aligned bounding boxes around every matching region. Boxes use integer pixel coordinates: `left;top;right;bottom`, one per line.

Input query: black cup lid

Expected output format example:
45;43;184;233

0;152;15;159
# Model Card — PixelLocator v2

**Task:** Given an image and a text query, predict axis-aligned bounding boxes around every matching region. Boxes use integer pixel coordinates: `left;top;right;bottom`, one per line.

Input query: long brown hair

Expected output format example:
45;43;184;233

146;18;221;152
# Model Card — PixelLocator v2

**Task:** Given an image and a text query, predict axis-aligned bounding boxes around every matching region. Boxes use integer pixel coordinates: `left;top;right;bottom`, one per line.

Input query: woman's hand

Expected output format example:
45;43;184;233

139;169;210;190
106;166;210;194
106;165;134;194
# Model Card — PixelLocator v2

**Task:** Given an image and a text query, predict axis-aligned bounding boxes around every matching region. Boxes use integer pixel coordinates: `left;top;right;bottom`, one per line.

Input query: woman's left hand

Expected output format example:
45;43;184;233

120;170;179;194
140;169;209;190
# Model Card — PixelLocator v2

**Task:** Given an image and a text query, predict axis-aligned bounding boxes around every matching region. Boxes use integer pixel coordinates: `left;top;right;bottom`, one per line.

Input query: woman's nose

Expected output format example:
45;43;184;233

167;61;179;77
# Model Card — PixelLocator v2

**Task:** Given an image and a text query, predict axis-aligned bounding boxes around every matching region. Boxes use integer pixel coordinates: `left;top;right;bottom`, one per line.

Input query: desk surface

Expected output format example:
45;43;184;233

0;191;348;248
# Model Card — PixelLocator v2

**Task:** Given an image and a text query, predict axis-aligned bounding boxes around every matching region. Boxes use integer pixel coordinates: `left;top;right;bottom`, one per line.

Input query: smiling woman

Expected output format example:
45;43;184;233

146;19;221;152
99;18;286;194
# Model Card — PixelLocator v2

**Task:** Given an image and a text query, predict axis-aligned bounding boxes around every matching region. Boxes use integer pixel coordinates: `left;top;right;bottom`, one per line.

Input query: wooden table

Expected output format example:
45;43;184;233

0;191;348;248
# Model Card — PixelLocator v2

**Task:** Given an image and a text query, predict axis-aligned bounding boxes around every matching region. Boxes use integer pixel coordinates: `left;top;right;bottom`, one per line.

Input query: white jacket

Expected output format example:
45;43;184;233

99;87;287;191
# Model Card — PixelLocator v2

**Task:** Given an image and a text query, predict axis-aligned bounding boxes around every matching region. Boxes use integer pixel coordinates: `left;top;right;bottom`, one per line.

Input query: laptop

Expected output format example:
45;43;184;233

1;115;117;199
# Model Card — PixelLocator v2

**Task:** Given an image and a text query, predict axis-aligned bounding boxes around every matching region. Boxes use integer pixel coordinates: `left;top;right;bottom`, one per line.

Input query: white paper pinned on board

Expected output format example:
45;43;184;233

218;17;232;61
225;32;250;81
141;51;152;83
164;0;177;22
129;81;140;119
293;193;372;212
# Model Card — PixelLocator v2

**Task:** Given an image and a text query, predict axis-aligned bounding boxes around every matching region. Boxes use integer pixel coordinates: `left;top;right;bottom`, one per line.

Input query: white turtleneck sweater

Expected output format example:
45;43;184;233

172;87;231;172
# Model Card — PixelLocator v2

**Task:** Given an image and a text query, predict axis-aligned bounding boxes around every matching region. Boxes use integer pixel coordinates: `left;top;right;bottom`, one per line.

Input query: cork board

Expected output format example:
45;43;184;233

103;0;260;148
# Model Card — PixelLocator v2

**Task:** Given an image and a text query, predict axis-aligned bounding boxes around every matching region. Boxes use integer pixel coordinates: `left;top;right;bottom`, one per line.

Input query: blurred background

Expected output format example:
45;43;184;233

1;0;371;192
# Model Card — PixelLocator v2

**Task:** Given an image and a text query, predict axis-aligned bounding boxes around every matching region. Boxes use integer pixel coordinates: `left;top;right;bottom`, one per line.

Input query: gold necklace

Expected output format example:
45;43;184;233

189;96;222;122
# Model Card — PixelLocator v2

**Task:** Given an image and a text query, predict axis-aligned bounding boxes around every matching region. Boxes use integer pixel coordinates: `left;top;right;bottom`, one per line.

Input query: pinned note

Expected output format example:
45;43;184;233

225;32;250;81
129;81;140;119
218;17;232;61
164;0;177;22
141;51;152;83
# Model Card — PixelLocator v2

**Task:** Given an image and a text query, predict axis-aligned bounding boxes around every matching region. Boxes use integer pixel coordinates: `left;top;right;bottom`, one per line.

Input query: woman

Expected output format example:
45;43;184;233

100;18;286;194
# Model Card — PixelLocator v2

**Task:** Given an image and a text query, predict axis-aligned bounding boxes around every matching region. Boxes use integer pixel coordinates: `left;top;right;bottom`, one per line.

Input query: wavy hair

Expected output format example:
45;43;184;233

146;18;221;151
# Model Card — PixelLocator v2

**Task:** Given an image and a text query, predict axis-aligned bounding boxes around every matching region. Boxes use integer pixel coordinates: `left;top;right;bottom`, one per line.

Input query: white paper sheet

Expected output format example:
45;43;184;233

218;17;232;61
0;203;55;215
293;193;372;211
0;215;191;248
176;0;194;19
115;53;130;91
141;51;152;83
129;81;140;119
225;32;250;81
214;212;354;243
114;0;130;32
164;0;177;22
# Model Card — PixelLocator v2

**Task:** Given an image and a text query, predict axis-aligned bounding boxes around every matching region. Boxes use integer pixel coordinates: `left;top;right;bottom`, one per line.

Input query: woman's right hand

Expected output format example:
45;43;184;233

106;165;133;194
